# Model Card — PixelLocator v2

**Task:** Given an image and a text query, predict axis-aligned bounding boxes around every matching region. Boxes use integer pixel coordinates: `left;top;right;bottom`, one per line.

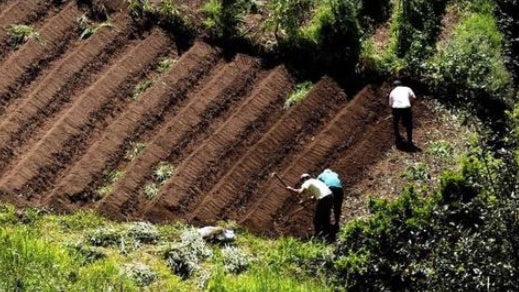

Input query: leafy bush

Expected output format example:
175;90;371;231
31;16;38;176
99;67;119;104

131;79;154;99
144;182;159;200
125;141;146;160
326;151;519;290
425;5;513;103
201;0;248;39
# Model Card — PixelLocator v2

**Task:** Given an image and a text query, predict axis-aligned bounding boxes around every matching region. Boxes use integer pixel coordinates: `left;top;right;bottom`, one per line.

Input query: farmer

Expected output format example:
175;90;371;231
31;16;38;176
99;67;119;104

286;173;333;239
317;168;343;230
389;80;416;146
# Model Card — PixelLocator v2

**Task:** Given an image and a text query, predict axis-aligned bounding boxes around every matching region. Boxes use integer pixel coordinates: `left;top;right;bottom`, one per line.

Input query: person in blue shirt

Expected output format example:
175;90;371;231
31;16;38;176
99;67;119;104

317;168;343;230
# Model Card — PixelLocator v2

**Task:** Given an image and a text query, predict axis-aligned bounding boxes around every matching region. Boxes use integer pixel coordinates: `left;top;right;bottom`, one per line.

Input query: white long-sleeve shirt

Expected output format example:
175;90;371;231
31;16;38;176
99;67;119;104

389;86;416;108
297;178;332;200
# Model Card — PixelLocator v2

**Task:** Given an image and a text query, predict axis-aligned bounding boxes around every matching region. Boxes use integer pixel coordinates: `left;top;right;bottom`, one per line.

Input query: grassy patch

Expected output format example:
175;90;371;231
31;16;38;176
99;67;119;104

284;81;313;109
0;204;333;290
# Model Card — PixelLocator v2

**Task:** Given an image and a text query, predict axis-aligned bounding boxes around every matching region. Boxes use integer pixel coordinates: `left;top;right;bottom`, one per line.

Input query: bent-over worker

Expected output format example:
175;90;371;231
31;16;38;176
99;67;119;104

286;173;333;239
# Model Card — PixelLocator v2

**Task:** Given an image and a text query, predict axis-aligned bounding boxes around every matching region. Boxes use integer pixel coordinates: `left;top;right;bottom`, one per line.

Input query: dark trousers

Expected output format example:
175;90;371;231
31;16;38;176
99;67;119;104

392;107;413;143
314;195;333;238
330;186;344;227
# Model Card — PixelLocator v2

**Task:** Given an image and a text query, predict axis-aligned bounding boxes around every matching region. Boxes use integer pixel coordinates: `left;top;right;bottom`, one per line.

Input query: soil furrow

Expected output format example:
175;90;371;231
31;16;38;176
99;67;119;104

0;36;140;186
0;2;82;113
0;14;132;174
94;53;260;220
0;30;170;200
0;0;52;61
242;86;388;233
45;42;221;211
143;66;294;221
144;77;345;223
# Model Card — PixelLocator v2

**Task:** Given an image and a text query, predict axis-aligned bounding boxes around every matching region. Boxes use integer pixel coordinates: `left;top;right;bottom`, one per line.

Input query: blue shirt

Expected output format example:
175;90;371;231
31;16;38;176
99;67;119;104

317;169;342;188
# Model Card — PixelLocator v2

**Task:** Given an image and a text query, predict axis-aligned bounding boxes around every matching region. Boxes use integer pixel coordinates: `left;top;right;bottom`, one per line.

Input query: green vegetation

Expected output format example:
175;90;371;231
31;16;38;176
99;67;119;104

0;207;332;290
284;81;313;109
131;79;154;100
96;170;124;198
154;161;175;183
8;24;41;47
77;14;113;39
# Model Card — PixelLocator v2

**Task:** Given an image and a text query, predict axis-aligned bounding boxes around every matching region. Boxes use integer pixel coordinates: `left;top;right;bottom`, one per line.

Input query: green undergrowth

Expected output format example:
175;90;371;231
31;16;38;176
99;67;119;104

0;205;333;291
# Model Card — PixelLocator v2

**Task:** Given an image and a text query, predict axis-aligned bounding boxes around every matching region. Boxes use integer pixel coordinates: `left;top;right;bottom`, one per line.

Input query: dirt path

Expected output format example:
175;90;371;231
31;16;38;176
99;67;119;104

46;42;221;211
0;30;170;201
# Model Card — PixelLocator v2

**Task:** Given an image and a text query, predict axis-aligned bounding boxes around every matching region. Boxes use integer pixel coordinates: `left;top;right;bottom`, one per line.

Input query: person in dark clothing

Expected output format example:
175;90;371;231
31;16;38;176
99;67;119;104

389;80;416;146
317;168;343;230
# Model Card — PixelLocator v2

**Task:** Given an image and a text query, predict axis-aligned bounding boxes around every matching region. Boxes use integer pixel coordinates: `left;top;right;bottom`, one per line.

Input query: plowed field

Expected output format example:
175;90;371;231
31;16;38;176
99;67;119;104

0;1;422;237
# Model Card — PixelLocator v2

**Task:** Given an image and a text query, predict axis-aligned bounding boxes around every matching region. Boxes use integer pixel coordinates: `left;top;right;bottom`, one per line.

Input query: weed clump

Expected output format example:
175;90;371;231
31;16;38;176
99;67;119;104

126;222;160;244
77;14;113;39
162;229;212;279
8;24;40;47
124;263;157;287
221;246;250;274
87;227;123;247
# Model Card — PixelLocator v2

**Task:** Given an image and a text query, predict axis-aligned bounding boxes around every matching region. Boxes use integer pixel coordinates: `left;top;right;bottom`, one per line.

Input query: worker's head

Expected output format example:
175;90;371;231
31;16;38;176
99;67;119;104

300;173;311;182
393;80;402;86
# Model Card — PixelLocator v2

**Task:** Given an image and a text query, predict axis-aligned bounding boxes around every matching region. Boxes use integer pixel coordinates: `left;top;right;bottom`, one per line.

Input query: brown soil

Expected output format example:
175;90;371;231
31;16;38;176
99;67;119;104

0;2;81;113
0;2;467;238
0;0;56;61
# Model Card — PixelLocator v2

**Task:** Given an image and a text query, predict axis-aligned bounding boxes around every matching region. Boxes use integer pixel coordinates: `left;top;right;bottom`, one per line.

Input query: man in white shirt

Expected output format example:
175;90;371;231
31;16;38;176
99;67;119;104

286;173;333;240
389;80;416;146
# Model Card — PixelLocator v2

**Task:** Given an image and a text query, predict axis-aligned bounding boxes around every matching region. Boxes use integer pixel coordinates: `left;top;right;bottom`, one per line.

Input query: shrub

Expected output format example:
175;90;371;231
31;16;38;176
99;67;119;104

425;7;513;103
144;182;159;200
131;79;154;99
201;0;248;39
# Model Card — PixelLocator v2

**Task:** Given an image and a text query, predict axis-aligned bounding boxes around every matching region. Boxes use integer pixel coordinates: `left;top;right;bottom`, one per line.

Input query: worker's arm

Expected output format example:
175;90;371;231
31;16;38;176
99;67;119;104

286;186;314;204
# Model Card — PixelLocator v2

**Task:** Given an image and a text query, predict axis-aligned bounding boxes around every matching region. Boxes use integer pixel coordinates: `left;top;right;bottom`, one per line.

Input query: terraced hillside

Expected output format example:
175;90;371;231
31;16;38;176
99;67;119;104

0;1;411;237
